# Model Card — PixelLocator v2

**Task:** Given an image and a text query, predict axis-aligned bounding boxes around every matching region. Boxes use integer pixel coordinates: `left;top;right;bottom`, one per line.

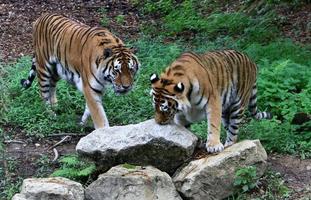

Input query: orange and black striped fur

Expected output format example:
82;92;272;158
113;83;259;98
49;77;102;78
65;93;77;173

150;50;271;153
21;14;140;129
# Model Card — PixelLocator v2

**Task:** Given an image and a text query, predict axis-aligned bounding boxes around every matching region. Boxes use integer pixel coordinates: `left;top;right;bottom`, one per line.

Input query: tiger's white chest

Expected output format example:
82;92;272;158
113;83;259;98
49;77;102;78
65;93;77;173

55;62;83;92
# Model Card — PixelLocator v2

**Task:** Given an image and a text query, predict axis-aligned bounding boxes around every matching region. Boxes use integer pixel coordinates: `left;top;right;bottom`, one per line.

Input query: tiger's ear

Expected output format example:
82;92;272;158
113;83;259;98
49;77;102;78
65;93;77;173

150;73;159;84
174;82;184;93
104;48;112;59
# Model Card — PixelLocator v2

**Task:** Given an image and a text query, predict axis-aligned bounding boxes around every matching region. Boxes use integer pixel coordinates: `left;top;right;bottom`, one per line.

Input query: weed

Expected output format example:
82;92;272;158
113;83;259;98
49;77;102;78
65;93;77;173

115;15;125;24
234;166;258;193
229;170;290;200
99;8;109;27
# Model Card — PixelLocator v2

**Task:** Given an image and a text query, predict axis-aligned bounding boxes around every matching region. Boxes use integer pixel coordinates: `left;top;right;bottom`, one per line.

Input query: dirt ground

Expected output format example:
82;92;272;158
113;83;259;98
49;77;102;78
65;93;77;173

1;0;311;199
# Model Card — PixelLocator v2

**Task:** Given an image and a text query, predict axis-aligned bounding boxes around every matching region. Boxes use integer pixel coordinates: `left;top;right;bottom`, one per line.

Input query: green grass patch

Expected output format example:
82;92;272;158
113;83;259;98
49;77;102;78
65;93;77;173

2;57;87;137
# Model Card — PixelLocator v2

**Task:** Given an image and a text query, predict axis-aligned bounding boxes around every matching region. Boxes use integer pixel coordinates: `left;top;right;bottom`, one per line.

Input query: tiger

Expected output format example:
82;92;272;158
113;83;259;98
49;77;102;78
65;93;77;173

150;50;271;153
20;13;140;129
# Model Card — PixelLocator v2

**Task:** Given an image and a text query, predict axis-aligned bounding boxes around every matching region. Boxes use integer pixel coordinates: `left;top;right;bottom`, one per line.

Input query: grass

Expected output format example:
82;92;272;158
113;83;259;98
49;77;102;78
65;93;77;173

0;0;310;199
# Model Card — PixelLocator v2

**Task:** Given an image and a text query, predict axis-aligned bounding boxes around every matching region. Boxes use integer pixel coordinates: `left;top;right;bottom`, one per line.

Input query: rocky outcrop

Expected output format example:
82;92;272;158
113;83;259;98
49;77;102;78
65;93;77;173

11;177;84;200
76;119;198;174
173;140;268;200
85;165;182;200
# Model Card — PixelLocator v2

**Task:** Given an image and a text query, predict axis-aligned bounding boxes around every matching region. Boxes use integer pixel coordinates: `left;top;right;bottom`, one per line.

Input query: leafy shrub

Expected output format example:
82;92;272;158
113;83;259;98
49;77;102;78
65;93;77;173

234;166;258;193
257;59;311;121
51;154;96;183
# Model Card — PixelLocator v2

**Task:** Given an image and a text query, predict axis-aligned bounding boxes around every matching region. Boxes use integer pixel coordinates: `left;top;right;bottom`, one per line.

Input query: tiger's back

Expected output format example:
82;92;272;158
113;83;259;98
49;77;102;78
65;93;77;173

174;50;258;111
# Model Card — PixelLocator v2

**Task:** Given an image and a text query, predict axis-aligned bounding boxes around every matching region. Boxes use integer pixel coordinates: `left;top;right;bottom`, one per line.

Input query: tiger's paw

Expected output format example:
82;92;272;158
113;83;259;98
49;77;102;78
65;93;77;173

206;141;224;153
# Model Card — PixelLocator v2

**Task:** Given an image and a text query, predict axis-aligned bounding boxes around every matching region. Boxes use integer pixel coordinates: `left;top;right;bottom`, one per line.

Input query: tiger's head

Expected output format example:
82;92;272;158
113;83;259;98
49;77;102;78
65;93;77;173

100;46;140;94
150;73;186;125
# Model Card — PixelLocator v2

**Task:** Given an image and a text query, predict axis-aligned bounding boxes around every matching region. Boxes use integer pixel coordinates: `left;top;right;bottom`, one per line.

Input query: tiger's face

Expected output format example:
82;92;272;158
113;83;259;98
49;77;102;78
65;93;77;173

102;47;140;94
150;73;184;125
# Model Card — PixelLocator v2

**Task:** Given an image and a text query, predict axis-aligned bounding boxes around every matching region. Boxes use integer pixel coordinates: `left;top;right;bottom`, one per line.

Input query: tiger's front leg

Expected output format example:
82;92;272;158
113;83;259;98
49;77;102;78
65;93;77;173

83;85;109;129
206;95;224;153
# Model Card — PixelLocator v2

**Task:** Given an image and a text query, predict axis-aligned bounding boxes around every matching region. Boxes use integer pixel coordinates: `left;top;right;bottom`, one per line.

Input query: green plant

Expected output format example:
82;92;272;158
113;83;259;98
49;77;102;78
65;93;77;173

228;170;290;200
132;0;174;15
234;166;258;193
51;154;96;183
122;163;137;169
99;8;109;27
257;59;311;121
1;177;23;200
115;15;125;24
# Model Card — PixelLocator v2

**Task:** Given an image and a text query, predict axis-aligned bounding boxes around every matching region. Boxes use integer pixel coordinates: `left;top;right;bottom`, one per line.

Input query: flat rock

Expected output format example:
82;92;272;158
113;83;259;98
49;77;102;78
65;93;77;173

173;140;268;200
76;119;198;174
85;165;182;200
11;177;84;200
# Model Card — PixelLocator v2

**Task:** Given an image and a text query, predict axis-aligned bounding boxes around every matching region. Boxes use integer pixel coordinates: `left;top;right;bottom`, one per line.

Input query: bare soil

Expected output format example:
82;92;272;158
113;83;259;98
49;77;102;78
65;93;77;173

1;0;310;199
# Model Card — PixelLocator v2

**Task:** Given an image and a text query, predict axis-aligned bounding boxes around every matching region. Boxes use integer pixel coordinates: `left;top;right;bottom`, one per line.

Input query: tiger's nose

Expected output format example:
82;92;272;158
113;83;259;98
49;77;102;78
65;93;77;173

122;85;131;90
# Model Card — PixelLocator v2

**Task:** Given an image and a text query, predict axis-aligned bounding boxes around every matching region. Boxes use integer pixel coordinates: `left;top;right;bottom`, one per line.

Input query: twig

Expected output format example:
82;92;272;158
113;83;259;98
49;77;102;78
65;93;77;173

2;158;9;178
4;140;26;144
46;133;88;137
52;148;59;162
48;136;71;150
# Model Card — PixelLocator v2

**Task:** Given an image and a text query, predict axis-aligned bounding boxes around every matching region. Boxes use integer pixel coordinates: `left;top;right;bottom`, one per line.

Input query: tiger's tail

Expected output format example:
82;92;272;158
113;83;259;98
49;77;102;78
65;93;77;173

21;56;37;89
248;83;272;120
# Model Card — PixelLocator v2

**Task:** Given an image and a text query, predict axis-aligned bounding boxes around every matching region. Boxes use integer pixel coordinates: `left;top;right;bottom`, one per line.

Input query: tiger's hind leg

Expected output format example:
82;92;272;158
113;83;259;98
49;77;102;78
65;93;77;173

224;99;245;147
37;63;59;116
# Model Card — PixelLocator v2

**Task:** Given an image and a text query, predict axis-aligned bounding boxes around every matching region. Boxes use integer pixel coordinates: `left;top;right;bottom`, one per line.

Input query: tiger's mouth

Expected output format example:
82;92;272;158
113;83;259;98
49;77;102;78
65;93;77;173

114;86;132;94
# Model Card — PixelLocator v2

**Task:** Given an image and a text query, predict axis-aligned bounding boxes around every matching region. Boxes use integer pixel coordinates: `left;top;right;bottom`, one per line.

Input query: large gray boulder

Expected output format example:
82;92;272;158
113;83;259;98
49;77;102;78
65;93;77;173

85;165;182;200
11;177;84;200
173;140;268;200
76;119;198;174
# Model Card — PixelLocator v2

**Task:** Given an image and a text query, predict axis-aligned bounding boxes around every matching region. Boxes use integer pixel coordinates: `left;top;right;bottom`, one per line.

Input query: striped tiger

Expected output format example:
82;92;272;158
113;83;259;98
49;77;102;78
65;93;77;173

21;13;140;129
150;50;271;153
